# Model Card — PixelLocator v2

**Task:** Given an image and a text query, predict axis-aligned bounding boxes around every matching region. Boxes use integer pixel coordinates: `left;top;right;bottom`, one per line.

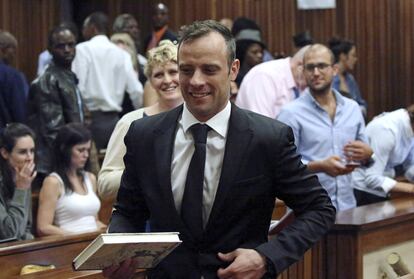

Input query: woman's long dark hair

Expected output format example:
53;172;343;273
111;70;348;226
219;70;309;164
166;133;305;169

328;37;355;64
52;123;91;194
0;123;35;200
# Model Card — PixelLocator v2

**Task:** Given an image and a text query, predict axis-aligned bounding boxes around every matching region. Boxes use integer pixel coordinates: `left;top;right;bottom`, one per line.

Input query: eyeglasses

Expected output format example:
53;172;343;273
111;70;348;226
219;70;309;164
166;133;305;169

304;63;332;72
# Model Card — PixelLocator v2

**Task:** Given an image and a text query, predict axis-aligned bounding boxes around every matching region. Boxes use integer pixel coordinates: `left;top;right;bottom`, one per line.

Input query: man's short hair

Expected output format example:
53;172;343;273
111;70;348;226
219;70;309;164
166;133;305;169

85;12;108;34
303;44;335;65
0;30;17;50
178;20;236;69
113;14;136;33
47;26;75;49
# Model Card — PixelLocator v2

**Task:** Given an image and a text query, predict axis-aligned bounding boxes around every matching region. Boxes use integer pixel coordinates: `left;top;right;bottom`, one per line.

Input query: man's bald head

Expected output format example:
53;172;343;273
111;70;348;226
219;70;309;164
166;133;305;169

303;44;335;65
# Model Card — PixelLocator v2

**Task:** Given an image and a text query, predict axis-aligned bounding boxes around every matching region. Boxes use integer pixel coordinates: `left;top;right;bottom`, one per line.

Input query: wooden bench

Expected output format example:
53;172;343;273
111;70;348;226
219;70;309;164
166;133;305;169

0;231;103;278
9;265;103;279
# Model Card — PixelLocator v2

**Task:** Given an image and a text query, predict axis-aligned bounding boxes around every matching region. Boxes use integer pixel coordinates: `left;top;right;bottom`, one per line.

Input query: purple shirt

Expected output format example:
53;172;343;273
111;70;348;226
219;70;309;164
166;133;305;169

235;57;297;118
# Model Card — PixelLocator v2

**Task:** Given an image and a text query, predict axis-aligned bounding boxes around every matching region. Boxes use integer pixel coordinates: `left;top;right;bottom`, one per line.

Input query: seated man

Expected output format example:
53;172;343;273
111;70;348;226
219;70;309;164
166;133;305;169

352;105;414;205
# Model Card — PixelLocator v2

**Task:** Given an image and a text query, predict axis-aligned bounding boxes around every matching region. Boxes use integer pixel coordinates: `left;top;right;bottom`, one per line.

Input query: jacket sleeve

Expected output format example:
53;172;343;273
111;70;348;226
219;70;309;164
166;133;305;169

0;188;31;240
108;121;149;233
28;78;66;149
255;125;336;274
98;116;134;199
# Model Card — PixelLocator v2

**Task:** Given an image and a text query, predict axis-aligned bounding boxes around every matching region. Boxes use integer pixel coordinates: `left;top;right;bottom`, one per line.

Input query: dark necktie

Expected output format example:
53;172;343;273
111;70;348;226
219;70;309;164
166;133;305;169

181;123;210;240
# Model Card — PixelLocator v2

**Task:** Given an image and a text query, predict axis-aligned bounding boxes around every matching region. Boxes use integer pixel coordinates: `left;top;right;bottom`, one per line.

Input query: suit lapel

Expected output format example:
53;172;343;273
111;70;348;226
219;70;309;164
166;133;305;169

153;106;183;218
205;105;253;230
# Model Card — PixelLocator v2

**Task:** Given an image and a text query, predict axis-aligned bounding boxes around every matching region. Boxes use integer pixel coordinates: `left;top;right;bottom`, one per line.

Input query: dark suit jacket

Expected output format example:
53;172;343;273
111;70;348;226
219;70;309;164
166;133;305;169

109;104;335;279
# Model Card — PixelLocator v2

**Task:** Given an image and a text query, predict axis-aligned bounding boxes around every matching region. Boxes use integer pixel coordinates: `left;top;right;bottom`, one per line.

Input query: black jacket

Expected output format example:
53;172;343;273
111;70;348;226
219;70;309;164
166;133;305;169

27;63;86;174
109;104;336;278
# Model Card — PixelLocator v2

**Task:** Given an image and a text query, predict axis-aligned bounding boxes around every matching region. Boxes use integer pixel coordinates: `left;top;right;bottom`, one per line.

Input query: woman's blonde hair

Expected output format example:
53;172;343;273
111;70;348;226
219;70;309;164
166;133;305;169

144;40;178;78
110;33;138;71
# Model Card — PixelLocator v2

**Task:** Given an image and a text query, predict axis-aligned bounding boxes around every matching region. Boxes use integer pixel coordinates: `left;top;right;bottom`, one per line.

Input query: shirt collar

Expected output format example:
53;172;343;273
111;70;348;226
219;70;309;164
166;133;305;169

304;88;345;108
90;34;109;43
181;101;231;138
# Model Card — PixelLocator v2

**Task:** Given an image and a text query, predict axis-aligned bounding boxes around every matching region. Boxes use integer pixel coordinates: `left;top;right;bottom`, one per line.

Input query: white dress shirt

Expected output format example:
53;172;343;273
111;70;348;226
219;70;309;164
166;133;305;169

72;35;143;112
353;109;414;197
171;102;231;227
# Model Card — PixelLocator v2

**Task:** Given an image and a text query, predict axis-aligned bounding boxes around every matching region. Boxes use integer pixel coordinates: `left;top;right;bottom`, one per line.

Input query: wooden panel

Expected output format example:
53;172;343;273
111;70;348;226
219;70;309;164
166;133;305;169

0;231;100;278
1;0;413;119
0;0;59;82
324;197;414;279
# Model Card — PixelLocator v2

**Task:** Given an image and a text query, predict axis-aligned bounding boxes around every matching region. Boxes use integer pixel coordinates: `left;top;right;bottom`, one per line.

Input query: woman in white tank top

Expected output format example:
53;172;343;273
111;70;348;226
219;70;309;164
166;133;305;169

37;123;106;236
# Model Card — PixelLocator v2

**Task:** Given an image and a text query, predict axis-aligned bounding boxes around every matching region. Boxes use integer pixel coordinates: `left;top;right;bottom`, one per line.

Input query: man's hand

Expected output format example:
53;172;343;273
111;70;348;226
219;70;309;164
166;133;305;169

102;258;143;279
217;248;267;279
321;155;355;177
343;141;373;162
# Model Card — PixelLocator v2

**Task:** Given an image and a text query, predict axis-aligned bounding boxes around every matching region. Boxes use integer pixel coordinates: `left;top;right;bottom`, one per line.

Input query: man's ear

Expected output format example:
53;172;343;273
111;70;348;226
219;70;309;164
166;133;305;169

0;147;9;161
230;59;240;81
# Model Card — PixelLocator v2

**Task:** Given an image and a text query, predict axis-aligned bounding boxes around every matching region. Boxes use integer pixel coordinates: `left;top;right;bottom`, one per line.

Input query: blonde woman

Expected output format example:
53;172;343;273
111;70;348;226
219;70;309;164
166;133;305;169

98;40;182;199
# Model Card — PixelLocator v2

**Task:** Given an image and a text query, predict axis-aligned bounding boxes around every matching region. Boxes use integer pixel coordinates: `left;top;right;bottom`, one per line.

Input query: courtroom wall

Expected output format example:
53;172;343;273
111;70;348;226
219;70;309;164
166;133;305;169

1;0;413;119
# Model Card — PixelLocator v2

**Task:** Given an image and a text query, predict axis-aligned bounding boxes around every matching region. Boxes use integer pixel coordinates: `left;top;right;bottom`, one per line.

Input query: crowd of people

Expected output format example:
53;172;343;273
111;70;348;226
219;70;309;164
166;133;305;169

1;4;414;278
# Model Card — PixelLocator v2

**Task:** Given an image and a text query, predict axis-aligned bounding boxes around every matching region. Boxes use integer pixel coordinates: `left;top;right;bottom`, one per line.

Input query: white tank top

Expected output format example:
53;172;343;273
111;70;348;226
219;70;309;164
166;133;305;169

50;172;101;233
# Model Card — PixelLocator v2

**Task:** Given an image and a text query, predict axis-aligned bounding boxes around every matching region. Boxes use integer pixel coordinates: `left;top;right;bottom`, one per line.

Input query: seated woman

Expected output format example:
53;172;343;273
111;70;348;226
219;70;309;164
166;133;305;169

0;123;36;241
98;40;182;200
37;123;106;236
329;37;367;117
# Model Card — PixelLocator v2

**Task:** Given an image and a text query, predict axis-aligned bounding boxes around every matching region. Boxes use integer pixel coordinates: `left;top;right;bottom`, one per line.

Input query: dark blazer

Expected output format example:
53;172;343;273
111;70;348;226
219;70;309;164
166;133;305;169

109;104;335;279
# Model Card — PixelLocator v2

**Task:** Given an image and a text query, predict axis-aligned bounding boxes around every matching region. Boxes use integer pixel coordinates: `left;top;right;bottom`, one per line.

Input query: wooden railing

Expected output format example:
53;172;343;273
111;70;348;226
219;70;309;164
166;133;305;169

0;231;103;278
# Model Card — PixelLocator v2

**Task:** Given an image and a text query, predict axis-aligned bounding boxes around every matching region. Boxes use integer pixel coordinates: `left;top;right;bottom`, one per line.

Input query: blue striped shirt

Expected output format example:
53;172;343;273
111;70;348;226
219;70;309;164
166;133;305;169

278;89;367;210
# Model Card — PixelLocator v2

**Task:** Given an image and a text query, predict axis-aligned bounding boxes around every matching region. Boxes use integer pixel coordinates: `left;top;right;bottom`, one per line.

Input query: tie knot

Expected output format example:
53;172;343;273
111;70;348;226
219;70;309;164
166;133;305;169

190;123;210;145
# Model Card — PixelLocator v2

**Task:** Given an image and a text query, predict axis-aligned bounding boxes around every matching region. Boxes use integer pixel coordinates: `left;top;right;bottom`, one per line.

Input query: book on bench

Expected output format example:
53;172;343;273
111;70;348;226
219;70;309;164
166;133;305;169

72;232;181;271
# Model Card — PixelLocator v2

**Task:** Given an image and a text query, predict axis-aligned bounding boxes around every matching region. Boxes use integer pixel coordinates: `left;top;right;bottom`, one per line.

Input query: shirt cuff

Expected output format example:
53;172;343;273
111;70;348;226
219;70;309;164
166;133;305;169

381;177;397;193
253;248;277;277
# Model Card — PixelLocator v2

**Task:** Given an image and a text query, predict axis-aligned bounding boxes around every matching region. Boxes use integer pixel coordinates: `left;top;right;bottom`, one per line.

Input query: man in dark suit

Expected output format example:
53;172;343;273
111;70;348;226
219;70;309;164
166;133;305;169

104;20;335;279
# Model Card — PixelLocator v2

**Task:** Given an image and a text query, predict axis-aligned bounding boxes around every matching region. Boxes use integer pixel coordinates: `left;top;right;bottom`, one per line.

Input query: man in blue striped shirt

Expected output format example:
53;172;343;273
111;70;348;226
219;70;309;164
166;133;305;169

278;44;373;210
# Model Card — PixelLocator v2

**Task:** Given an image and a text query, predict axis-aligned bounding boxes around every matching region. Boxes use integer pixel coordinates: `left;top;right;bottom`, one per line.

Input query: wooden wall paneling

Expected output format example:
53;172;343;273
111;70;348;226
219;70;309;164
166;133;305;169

2;0;414;119
394;0;414;109
120;0;152;54
264;0;295;56
26;0;60;81
311;240;326;279
106;0;122;26
0;0;60;83
296;8;336;47
381;0;396;114
354;0;375;119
